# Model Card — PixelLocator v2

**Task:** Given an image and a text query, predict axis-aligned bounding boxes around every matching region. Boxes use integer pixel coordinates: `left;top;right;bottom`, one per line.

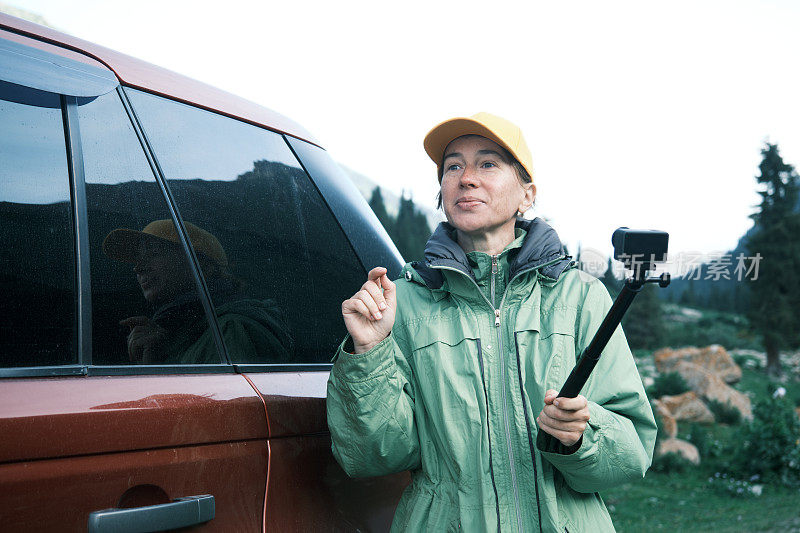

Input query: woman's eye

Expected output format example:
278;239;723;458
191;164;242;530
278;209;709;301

446;163;461;172
481;161;496;168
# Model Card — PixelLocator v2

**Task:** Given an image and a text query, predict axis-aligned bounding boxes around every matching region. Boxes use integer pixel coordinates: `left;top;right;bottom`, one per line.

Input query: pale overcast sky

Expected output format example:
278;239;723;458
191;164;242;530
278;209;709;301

7;0;800;262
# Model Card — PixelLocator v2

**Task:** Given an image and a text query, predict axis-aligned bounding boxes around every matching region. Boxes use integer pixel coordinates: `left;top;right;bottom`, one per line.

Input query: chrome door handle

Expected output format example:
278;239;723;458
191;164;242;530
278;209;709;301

87;494;214;533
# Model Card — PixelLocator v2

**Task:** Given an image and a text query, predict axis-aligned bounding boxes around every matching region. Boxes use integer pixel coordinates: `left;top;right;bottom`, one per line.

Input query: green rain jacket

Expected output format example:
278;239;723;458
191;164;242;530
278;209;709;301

151;280;294;365
327;218;657;532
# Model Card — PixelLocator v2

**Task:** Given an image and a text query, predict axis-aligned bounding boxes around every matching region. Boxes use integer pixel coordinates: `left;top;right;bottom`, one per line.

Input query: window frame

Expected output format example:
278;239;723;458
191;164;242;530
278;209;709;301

62;94;92;366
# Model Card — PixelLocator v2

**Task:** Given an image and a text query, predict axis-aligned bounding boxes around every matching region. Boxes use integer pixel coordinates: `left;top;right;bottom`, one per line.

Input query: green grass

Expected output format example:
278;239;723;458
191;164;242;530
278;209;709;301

735;362;800;406
603;469;800;532
659;304;762;351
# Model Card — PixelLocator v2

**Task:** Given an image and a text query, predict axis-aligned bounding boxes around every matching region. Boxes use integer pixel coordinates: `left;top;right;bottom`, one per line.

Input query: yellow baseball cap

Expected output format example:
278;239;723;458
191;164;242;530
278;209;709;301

103;219;228;266
423;112;534;181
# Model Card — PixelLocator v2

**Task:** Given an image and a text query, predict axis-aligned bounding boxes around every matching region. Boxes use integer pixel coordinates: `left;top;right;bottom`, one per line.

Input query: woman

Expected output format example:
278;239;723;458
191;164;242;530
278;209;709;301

103;220;294;364
327;113;656;532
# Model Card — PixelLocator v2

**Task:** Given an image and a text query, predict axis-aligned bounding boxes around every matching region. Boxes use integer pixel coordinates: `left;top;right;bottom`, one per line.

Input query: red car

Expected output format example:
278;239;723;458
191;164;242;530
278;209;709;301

0;12;408;532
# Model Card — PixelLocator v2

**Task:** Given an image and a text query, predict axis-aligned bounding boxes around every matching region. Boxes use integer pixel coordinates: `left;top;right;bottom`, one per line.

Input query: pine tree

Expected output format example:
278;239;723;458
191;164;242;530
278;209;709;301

600;257;621;298
392;193;431;262
622;284;665;351
746;143;800;377
679;280;696;307
368;186;393;235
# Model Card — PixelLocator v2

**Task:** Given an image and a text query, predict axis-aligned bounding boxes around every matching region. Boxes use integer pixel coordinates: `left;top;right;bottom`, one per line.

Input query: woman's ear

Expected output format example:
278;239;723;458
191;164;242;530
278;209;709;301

518;183;536;214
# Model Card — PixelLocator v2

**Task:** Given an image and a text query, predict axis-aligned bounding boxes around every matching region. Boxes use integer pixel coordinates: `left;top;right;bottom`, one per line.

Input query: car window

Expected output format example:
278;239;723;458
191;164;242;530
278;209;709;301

77;90;224;366
0;80;77;368
126;88;366;364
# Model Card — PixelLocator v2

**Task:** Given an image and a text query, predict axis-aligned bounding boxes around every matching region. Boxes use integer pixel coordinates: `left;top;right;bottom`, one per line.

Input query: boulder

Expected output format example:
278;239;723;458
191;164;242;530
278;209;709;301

654;345;741;384
673;360;752;420
659;391;715;424
658;438;700;465
653;399;677;438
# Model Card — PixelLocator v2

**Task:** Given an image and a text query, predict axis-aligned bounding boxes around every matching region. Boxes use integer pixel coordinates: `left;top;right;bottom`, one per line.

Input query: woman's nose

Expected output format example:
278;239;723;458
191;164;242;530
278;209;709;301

133;256;147;273
459;165;479;187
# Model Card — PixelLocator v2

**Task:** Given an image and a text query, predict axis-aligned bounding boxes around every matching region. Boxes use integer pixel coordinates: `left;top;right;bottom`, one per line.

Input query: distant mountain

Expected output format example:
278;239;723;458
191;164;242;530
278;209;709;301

664;198;796;313
0;3;54;28
339;164;445;231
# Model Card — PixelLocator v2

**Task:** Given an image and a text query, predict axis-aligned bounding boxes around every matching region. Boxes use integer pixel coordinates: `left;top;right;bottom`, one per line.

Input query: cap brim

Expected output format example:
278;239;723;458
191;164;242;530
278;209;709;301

423;117;514;172
102;229;165;263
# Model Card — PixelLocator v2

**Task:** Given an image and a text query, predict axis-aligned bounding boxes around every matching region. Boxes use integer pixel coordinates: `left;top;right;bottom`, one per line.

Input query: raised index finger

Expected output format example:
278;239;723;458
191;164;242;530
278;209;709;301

367;266;388;282
379;273;396;307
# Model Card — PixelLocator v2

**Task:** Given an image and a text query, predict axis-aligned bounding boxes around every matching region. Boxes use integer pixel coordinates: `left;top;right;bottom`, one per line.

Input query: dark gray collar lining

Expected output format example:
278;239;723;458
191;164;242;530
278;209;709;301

411;218;574;290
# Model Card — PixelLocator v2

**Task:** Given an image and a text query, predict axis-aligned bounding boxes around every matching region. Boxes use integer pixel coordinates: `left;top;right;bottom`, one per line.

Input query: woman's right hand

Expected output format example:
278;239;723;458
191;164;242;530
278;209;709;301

120;315;167;363
342;266;396;353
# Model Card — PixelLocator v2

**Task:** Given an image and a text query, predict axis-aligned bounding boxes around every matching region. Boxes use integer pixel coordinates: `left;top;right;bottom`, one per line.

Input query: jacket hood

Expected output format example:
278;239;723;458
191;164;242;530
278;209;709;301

407;217;574;289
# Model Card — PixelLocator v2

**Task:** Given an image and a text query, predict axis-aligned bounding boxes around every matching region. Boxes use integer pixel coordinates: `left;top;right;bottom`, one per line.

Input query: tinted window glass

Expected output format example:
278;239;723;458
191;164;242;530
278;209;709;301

0;81;76;367
128;88;366;364
77;90;223;365
287;137;404;277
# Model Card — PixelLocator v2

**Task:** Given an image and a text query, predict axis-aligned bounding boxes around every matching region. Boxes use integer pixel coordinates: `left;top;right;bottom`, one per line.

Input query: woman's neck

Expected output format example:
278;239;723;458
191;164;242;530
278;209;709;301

456;222;517;255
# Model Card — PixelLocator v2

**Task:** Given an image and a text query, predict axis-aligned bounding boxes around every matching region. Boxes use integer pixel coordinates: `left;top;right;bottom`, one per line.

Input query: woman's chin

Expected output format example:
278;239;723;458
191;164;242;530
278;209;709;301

447;213;501;234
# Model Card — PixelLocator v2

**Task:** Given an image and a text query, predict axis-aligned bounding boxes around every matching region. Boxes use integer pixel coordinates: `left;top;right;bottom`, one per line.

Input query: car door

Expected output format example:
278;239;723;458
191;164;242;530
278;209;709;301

0;31;268;532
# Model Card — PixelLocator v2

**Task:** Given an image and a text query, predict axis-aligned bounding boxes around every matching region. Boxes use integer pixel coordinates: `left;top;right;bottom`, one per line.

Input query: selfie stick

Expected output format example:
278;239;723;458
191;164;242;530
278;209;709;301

558;228;670;399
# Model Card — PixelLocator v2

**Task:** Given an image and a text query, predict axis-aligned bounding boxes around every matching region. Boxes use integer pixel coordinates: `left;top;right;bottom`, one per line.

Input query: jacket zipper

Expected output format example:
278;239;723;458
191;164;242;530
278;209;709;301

432;264;504;529
499;264;560;533
476;338;503;532
492;255;525;533
431;256;566;533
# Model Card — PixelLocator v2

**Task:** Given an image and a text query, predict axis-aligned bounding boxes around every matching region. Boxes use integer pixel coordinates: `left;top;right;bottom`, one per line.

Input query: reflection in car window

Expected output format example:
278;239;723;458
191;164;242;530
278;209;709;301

127;88;366;364
0;81;76;367
77;90;223;365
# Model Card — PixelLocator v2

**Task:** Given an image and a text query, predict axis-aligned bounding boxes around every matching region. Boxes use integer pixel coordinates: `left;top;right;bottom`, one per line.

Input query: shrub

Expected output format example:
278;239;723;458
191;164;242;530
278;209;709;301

731;352;753;367
686;423;726;468
728;389;800;486
706;398;742;425
647;371;691;399
650;451;694;474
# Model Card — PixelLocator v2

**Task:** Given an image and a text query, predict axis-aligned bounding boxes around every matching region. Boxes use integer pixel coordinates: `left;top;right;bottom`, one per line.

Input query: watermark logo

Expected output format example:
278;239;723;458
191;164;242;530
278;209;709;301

576;249;763;281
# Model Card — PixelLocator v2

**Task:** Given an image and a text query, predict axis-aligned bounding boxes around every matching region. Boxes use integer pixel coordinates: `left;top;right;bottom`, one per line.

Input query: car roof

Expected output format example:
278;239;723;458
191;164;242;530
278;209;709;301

0;12;320;146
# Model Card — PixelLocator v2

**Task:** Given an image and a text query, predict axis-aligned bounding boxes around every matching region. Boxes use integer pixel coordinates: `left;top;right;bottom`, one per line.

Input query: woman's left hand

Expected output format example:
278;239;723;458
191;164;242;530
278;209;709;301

536;389;590;447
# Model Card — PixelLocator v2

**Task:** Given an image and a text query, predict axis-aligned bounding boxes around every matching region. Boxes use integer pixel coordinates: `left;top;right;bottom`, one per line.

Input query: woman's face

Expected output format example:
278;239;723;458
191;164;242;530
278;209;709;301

133;238;195;307
440;135;534;237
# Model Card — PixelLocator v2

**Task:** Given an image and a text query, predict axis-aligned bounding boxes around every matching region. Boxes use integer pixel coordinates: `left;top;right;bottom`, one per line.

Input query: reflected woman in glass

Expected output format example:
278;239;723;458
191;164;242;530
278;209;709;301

103;220;294;364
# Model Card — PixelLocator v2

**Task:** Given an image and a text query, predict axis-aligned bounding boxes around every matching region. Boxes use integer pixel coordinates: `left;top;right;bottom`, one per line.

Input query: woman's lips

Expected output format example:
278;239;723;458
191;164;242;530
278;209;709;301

455;198;484;209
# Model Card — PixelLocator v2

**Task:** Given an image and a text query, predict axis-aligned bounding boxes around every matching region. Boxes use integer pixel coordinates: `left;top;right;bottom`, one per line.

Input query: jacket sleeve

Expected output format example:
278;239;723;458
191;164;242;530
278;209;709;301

326;330;421;478
537;278;657;493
